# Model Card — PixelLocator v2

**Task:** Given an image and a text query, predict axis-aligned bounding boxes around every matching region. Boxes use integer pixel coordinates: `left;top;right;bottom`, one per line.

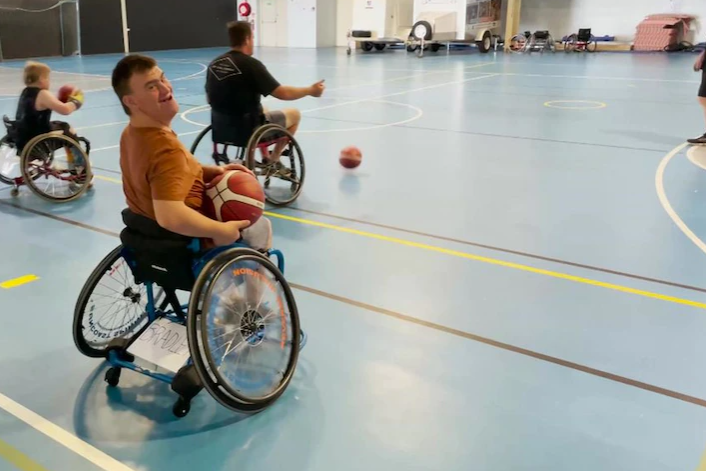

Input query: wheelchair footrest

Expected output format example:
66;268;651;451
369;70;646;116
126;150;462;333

171;364;203;401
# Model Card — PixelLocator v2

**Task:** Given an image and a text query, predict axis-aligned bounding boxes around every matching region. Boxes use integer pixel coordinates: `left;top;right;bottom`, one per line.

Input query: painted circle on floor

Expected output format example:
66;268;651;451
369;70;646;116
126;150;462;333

543;100;607;110
180;98;423;134
687;145;706;171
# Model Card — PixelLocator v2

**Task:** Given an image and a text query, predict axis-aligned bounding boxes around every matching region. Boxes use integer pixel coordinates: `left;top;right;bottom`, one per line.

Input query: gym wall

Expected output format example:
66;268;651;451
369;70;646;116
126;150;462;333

124;0;236;52
0;0;79;60
519;0;706;42
78;0;123;55
79;0;237;56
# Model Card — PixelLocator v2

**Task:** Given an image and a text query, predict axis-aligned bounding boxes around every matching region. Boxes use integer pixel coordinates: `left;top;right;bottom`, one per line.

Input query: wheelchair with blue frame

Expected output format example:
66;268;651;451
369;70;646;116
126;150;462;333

190;109;304;207
0;115;92;202
72;209;306;418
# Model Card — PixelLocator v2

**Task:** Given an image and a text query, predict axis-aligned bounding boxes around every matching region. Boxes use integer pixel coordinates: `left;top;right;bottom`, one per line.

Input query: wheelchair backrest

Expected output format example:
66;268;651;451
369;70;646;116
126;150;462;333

211;108;264;147
533;30;549;40
577;28;592;41
120;208;199;291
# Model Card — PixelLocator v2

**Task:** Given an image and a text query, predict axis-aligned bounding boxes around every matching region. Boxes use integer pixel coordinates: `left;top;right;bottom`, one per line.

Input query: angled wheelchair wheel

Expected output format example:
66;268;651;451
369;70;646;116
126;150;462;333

187;247;301;413
190;124;245;167
73;245;161;358
21;133;92;203
246;124;305;206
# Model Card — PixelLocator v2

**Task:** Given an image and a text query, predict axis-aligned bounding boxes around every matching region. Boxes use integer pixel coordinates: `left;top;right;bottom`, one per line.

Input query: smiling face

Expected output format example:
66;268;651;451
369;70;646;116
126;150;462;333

122;65;178;124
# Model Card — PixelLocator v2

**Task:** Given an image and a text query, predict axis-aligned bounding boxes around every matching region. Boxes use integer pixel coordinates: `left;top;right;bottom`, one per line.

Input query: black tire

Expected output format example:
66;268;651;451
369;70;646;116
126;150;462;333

430;43;441;52
104;367;121;387
186;247;301;413
20;133;92;203
173;397;190;417
374;43;385;51
246;123;305;206
189;124;211;155
477;31;492;53
73;245;155;358
361;42;374;51
190;124;242;166
411;20;432;41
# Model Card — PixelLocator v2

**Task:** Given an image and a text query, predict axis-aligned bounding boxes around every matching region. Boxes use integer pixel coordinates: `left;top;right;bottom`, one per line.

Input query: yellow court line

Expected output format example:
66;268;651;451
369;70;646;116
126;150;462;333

94;174;706;309
263;211;706;310
696;447;706;471
1;275;39;289
0;438;50;471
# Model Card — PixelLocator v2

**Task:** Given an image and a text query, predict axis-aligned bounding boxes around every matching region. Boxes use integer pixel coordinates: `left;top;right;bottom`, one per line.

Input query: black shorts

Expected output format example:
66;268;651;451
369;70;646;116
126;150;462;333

699;68;706;98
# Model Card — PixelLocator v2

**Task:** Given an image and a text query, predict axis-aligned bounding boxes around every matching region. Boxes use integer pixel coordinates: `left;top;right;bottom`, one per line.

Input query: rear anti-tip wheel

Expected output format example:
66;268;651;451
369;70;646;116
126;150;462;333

246;124;305;206
187;247;301;413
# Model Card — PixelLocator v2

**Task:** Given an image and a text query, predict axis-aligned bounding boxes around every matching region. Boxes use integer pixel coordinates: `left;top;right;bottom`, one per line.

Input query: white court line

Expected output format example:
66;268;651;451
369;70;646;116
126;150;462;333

686;145;706;171
179;72;498;129
655;142;706;255
0;391;136;471
506;72;700;84
101;72;491;150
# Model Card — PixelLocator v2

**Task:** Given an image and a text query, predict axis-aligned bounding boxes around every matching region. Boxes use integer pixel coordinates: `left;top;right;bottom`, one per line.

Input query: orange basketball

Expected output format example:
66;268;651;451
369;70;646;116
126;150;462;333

202;170;265;226
58;85;75;103
340;146;362;169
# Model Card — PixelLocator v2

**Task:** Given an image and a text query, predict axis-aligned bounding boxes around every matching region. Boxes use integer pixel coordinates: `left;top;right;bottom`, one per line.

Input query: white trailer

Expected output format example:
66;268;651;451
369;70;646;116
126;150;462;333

347;0;415;55
407;0;502;57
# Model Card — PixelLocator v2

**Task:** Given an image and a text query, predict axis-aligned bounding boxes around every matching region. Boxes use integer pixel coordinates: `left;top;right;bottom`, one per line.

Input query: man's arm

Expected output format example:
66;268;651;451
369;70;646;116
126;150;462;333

149;148;250;245
252;58;325;101
270;85;314;101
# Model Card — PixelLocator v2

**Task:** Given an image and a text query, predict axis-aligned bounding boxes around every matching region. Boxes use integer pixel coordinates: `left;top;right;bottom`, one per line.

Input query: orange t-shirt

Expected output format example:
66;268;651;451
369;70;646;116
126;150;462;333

119;125;204;220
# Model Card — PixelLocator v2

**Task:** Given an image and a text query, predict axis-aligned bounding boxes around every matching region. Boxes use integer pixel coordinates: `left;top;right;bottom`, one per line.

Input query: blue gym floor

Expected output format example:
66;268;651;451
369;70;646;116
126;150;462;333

1;45;706;471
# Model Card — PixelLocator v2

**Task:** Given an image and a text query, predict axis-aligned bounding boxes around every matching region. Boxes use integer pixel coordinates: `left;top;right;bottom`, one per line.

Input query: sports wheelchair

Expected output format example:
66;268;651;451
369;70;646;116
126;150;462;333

0;116;92;202
509;30;556;54
72;209;306;418
190;109;304;207
563;28;597;53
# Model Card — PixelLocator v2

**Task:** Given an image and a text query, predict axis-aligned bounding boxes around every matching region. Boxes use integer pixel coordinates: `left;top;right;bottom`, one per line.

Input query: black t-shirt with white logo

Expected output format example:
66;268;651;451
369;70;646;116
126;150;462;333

205;50;280;117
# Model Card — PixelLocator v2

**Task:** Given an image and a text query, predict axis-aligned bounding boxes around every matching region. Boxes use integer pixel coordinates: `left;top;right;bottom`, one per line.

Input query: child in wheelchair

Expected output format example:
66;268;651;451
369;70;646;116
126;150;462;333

15;61;89;182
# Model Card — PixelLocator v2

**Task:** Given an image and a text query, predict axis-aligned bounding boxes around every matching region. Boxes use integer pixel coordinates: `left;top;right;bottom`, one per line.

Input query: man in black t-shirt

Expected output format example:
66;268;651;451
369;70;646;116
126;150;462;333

206;21;325;161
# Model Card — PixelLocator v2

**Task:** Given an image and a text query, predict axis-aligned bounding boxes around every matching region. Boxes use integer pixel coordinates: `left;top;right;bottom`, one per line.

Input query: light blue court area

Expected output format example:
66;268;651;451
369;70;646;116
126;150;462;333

2;47;706;471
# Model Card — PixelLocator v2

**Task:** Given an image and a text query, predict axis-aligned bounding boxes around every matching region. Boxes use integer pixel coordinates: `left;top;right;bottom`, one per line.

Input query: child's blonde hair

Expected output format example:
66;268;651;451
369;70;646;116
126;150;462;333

23;61;50;85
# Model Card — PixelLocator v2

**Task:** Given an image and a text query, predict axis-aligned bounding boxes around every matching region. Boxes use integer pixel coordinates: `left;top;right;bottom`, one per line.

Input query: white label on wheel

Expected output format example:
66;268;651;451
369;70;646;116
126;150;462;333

127;317;190;373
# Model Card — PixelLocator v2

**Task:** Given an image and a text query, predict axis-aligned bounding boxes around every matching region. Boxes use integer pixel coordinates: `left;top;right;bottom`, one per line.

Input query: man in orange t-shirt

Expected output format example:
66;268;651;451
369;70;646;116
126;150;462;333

111;54;271;249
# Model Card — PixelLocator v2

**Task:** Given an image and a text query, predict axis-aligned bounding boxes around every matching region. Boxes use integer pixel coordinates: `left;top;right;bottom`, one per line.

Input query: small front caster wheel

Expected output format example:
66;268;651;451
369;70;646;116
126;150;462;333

104;367;121;387
10;188;18;197
173;397;190;418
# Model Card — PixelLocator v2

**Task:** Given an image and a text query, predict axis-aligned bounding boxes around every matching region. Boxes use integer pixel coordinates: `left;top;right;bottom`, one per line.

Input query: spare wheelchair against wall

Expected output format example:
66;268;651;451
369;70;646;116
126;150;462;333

190;110;304;207
73;209;307;418
0;115;92;202
508;30;557;53
563;28;598;53
406;0;502;57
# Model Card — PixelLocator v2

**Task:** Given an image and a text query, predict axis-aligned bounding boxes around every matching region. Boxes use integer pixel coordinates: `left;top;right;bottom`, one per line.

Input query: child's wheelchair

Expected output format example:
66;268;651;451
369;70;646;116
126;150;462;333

190;109;304;207
0;116;92;202
72;209;306;418
563;28;597;53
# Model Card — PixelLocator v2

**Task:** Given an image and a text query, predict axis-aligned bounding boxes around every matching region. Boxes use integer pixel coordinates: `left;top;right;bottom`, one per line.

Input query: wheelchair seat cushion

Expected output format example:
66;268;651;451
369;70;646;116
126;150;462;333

120;209;197;291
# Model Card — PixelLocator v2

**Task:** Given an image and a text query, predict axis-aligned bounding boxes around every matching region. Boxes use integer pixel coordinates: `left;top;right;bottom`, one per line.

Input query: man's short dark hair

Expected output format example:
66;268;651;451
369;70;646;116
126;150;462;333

227;21;252;48
111;54;157;115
